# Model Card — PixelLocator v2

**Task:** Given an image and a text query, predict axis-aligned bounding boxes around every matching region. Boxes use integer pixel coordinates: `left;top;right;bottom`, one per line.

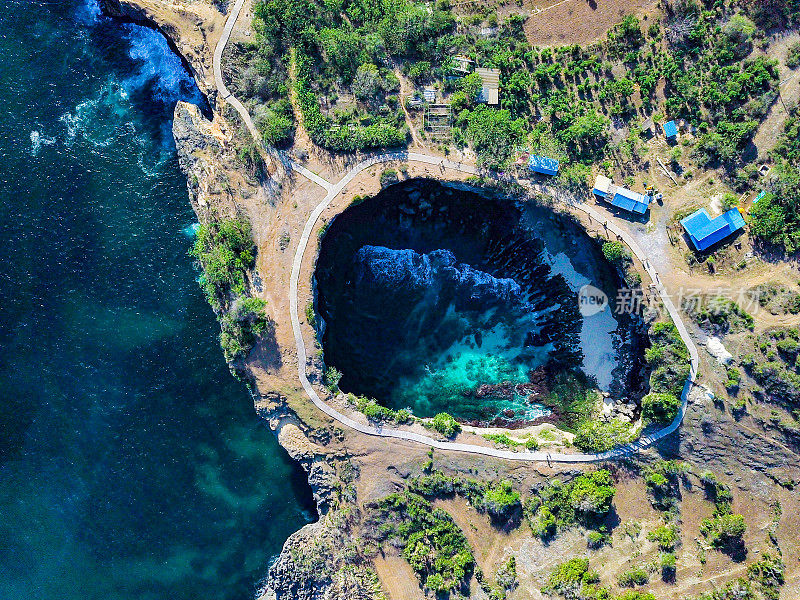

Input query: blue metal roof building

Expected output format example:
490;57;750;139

528;155;559;176
609;187;650;214
681;208;745;251
663;120;678;139
592;175;649;215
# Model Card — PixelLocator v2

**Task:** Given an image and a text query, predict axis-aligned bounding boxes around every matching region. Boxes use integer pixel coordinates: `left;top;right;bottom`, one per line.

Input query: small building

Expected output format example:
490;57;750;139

453;56;473;73
475;67;500;105
681;208;746;251
592;175;650;215
528;154;560;176
641;116;655;138
422;87;437;103
663;120;678;140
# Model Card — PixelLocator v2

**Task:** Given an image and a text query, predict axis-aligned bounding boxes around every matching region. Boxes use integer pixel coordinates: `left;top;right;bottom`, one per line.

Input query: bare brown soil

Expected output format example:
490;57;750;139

522;0;660;47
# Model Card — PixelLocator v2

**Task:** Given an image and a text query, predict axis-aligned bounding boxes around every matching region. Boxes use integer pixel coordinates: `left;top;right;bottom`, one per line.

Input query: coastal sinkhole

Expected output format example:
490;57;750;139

314;179;644;424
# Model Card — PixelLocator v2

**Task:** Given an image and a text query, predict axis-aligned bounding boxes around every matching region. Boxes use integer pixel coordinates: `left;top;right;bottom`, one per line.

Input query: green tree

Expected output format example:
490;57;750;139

642;392;681;423
431;412;461;437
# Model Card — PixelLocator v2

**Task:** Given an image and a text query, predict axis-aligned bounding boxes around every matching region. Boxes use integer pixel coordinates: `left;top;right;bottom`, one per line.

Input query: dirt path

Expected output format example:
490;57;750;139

394;66;424;148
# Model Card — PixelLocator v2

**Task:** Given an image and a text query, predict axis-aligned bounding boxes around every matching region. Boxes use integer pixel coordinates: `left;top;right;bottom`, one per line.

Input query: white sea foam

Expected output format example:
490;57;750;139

75;0;101;25
122;24;204;107
182;223;201;237
29;130;55;156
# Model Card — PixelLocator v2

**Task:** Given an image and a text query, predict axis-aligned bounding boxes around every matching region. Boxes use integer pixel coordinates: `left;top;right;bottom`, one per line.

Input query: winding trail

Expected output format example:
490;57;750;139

213;3;700;462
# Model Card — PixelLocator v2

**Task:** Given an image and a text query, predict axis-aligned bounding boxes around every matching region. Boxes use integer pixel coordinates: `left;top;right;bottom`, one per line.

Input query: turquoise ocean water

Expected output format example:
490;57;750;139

0;2;315;598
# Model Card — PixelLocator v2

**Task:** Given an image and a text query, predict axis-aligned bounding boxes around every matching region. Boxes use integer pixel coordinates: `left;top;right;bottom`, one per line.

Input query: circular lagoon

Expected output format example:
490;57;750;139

314;179;644;425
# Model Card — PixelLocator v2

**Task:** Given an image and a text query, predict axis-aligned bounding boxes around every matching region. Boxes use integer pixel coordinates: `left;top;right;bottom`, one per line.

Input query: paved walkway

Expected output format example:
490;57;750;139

213;5;700;463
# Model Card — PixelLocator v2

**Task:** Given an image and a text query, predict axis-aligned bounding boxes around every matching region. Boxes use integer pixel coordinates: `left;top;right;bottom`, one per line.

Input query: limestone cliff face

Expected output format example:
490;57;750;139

100;0;217;98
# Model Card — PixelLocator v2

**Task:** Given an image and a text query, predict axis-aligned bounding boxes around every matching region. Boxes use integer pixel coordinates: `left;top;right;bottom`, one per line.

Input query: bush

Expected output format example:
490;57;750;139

642;392;681;423
722;15;757;60
646;321;691;399
463;105;526;170
543;558;599;597
788;42;800;69
647;524;679;551
700;513;747;549
747;553;785;600
660;552;676;581
379;168;398;187
617;593;656;600
480;480;521;522
574;419;636;453
528;504;557;538
219;297;271;362
643;460;685;510
725;367;741;390
430;412;461;437
617;566;649;587
601;240;630;264
324;366;342;391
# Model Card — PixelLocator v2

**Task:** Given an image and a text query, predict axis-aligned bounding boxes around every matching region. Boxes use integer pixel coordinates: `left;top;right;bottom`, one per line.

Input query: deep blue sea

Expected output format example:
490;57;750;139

0;2;314;598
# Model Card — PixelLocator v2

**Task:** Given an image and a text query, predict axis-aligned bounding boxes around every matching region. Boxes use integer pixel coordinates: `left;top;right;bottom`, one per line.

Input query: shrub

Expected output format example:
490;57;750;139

379;168;398;187
647;524;679;551
218;297;271;362
568;470;616;515
788;42;800;69
527;502;557;538
725;367;741;390
642;392;681;423
646;321;691;399
305;301;316;326
574;419;636;453
642;460;685;510
495;556;518;592
543;558;599;597
700;513;747;549
324;366;342;391
480;480;521;522
747;553;785;600
601;240;629;263
430;412;461;437
617;566;649;587
660;552;676;581
617;593;656;600
371;491;474;593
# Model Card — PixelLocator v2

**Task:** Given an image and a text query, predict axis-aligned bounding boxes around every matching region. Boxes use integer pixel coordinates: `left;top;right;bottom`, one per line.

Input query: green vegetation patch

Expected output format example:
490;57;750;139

742;327;800;405
343;392;412;424
747;553;785;600
700;512;746;550
687;297;754;333
574;419;637;453
190;218;256;310
525;470;615;538
647;523;679;551
370;490;474;594
408;470;521;524
219;297;272;362
428;412;461;437
642;460;686;511
750;111;800;253
641;392;681;424
645;321;691;400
